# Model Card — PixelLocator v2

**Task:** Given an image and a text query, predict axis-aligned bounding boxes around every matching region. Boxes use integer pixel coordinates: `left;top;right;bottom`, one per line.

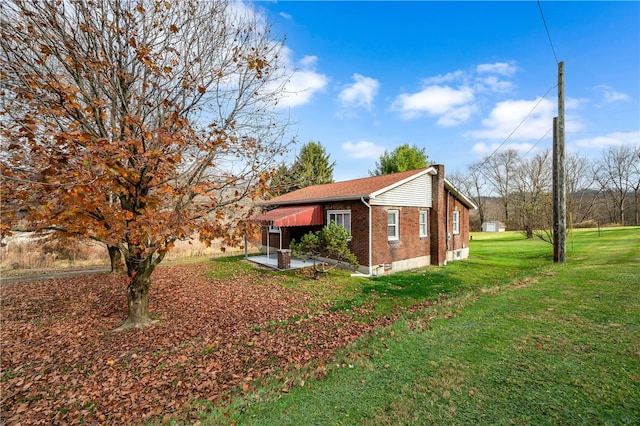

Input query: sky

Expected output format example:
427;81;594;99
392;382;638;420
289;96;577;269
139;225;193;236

251;1;639;182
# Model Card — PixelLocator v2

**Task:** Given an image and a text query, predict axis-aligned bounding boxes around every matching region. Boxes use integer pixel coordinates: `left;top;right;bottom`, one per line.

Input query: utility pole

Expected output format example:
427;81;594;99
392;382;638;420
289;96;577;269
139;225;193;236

553;61;566;262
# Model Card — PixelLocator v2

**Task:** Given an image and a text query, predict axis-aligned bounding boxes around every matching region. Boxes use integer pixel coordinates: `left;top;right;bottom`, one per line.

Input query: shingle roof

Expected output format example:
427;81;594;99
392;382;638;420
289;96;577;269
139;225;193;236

263;168;435;205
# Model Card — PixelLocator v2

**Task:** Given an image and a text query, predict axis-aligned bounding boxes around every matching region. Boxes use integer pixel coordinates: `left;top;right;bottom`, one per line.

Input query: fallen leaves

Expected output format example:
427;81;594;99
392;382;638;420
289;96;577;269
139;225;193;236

1;263;393;425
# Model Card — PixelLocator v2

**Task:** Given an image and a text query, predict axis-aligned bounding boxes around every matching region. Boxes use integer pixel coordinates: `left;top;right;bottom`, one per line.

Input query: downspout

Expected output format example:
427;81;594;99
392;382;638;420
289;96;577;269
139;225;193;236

358;197;373;276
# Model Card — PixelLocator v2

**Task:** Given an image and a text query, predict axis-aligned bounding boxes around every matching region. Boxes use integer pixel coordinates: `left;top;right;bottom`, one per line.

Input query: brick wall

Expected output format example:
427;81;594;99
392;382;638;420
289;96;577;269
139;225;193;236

324;200;370;267
447;194;471;251
430;164;447;266
369;206;431;267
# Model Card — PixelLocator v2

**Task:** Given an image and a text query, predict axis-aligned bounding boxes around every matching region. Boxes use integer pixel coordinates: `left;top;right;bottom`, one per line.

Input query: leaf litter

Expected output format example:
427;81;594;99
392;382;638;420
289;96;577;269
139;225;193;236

1;263;401;425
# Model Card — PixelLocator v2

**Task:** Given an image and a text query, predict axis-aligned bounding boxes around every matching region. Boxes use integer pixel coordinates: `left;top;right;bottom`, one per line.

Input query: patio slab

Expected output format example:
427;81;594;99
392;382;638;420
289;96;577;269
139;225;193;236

244;253;312;271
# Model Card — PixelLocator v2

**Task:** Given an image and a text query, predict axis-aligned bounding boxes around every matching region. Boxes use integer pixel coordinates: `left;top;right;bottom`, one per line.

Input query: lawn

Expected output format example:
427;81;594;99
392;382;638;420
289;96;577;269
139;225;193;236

200;227;639;425
1;227;638;425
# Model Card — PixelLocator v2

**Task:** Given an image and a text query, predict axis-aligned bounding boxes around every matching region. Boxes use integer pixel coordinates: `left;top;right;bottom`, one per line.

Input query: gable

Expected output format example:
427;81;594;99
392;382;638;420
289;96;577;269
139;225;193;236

370;173;432;207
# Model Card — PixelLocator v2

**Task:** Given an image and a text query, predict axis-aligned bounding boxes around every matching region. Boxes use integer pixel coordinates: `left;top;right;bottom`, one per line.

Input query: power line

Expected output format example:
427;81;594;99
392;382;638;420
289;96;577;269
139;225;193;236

471;83;557;172
538;0;559;64
450;82;558;193
521;126;553;158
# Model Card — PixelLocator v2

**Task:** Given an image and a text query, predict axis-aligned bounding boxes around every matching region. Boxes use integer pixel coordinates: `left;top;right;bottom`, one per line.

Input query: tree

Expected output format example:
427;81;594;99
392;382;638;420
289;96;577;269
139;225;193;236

483;149;520;226
268;162;297;197
290;222;358;280
270;140;334;195
369;144;428;176
511;150;552;240
595;145;639;226
565;152;600;225
0;0;290;330
449;163;488;230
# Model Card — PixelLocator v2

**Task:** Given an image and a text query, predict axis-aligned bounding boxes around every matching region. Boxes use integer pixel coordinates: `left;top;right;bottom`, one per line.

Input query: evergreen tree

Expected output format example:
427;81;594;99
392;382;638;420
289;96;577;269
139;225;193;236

271;141;335;195
370;144;429;176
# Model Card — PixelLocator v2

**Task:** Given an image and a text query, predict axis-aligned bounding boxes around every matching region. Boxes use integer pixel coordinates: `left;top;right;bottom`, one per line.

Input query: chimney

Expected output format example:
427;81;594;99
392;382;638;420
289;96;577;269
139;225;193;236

430;164;447;266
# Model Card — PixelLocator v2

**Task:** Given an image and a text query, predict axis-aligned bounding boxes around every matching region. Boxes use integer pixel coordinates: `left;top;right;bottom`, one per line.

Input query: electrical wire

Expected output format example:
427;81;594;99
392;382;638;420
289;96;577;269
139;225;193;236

467;82;557;177
537;0;559;64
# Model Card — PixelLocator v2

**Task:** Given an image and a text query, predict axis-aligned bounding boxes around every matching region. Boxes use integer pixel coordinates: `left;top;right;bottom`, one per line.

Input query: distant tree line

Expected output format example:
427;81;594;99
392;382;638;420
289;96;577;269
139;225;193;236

449;144;640;238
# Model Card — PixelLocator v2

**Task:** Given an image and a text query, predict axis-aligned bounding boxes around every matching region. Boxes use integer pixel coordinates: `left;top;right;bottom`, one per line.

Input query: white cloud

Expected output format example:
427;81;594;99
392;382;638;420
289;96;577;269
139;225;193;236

593;85;631;105
476;62;517;77
390;62;520;125
342;140;387;159
279;12;292;20
466;97;556;140
423;70;466;85
274;50;329;109
337;74;380;110
575;131;640;149
391;85;475;125
475;75;514;94
299;55;318;69
437;104;477;127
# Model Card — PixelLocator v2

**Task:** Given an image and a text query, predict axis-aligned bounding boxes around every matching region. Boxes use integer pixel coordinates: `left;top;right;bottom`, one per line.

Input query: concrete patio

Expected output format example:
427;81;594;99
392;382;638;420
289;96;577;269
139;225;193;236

244;253;312;271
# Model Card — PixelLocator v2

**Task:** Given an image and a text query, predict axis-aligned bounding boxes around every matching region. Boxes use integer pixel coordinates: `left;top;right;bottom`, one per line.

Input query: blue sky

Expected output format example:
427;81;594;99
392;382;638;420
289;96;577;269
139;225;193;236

252;1;639;181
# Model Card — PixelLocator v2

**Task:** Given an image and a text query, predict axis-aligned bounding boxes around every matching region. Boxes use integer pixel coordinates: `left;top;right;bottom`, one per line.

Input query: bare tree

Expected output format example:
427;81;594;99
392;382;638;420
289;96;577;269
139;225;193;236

595;145;639;226
565;152;600;225
449;163;488;230
1;0;290;330
511;150;552;239
630;146;640;225
483;149;520;227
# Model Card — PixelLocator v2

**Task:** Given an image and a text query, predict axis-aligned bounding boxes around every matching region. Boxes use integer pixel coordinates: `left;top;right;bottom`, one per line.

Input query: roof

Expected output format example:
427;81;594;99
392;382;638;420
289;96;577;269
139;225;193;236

250;205;324;227
262;167;437;205
444;178;478;210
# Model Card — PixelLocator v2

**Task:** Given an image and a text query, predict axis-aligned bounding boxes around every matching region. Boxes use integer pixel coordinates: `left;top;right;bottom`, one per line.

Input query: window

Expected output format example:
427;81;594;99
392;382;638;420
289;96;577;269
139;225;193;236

387;210;399;240
327;210;351;234
452;210;460;235
419;211;428;237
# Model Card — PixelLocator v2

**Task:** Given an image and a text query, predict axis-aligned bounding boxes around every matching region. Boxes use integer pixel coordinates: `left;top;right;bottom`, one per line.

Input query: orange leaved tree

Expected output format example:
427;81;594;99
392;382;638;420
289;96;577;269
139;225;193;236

0;0;290;330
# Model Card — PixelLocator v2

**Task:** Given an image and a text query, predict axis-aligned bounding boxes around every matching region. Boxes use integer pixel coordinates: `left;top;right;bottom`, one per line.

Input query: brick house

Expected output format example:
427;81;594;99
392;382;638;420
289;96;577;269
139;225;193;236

251;165;476;275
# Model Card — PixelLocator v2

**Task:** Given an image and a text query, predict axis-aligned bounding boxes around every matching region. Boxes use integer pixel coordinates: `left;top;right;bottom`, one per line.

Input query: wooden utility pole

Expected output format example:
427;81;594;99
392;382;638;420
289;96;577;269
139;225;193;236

553;61;566;262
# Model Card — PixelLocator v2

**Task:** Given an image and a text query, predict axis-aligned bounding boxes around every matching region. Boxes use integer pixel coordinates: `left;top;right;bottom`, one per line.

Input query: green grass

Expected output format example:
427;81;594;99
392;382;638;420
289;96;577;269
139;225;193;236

198;227;640;425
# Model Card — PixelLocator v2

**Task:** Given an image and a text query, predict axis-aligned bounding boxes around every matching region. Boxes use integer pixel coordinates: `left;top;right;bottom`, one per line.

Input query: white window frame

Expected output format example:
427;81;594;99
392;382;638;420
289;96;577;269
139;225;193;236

327;210;351;234
419;211;428;238
452;210;460;235
387;210;399;241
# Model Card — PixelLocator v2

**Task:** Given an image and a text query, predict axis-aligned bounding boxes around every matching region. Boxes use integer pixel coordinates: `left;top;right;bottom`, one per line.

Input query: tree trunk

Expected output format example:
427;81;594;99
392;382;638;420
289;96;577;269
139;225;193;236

107;245;125;273
113;255;159;332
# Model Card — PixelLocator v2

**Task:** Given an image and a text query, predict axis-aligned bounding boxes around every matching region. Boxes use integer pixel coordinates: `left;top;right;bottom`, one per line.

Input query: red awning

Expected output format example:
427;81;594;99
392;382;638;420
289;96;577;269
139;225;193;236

251;205;324;227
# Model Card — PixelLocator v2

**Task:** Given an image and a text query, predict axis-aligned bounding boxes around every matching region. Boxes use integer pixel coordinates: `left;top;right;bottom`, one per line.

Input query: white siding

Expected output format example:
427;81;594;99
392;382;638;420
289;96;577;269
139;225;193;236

370;174;432;207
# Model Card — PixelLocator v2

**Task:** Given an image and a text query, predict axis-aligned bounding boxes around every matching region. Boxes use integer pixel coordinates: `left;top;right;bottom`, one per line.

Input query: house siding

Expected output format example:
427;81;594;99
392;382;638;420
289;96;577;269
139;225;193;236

370;174;432;207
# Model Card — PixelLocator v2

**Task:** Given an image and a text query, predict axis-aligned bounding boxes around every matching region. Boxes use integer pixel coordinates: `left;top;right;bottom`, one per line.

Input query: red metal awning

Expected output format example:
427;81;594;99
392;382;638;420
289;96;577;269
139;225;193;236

250;205;324;227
